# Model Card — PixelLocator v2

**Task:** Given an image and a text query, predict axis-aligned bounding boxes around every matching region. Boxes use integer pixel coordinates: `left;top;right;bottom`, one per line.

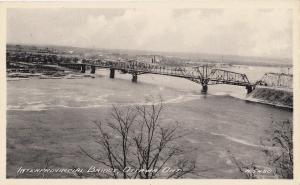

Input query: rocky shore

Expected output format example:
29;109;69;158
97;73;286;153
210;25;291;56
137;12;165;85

246;86;293;109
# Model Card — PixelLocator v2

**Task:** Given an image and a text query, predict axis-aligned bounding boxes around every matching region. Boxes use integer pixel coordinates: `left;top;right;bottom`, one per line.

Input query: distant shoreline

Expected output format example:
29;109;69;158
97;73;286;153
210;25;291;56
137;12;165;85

6;43;292;67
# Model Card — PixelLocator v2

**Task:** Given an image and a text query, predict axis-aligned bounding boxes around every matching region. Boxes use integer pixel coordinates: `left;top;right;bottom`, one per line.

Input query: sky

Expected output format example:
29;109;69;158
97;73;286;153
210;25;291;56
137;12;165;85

7;8;292;59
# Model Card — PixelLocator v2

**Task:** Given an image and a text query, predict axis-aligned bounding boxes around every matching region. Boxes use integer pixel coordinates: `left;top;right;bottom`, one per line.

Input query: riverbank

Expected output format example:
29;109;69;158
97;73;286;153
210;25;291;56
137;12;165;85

246;86;293;109
7;72;96;80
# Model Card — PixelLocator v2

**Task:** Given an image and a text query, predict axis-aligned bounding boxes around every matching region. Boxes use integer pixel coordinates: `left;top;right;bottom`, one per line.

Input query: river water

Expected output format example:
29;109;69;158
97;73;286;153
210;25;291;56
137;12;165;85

6;65;293;178
7;65;291;111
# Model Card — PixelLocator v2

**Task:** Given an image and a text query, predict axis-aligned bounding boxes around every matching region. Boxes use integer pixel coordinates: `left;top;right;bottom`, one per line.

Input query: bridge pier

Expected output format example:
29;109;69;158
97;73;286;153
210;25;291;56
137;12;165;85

246;85;253;94
110;68;115;78
80;64;86;73
201;84;208;94
132;73;138;83
58;63;256;96
90;66;96;74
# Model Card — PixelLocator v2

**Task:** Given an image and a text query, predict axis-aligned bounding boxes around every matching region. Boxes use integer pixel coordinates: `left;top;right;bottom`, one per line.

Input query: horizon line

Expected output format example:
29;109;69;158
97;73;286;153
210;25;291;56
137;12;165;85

6;42;293;62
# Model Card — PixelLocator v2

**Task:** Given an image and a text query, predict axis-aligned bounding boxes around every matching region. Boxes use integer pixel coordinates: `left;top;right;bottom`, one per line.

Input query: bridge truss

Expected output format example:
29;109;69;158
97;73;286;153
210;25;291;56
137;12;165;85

60;60;255;94
256;72;293;89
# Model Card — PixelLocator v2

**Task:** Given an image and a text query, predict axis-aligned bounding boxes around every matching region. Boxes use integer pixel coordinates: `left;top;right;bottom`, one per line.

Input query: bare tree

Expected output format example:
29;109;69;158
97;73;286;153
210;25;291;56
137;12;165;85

261;119;293;178
230;119;293;179
80;102;197;179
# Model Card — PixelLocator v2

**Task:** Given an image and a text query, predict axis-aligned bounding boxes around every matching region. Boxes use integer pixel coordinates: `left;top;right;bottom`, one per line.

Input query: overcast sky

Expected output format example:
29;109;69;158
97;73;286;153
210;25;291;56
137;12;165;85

7;8;292;58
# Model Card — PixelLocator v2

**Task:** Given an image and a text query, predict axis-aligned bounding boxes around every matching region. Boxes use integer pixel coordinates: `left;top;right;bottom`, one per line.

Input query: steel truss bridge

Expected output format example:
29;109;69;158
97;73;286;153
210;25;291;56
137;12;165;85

256;72;293;89
59;61;254;94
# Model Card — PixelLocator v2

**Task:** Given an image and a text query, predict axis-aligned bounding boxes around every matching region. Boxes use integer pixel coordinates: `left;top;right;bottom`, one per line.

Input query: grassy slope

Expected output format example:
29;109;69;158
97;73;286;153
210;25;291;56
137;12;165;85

247;87;293;108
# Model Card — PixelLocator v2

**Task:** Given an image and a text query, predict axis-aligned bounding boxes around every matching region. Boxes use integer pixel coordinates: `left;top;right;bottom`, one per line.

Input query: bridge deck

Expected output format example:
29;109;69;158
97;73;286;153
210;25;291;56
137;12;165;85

92;63;251;86
60;62;253;87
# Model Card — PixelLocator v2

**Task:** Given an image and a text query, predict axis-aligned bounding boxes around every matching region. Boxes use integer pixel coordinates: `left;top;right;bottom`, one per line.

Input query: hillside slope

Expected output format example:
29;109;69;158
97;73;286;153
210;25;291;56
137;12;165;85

247;86;293;109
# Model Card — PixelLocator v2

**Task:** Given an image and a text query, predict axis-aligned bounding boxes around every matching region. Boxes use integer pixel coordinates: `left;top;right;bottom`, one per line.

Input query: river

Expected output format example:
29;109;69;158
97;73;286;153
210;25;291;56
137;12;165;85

6;65;293;178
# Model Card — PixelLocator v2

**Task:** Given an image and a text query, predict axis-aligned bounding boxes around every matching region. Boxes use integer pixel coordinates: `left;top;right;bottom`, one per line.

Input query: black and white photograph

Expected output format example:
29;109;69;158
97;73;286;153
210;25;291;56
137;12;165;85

2;1;298;181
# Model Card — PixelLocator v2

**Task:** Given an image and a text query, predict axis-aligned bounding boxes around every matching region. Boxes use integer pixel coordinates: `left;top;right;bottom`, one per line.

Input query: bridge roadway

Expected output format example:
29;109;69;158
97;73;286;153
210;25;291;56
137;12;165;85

58;61;255;94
